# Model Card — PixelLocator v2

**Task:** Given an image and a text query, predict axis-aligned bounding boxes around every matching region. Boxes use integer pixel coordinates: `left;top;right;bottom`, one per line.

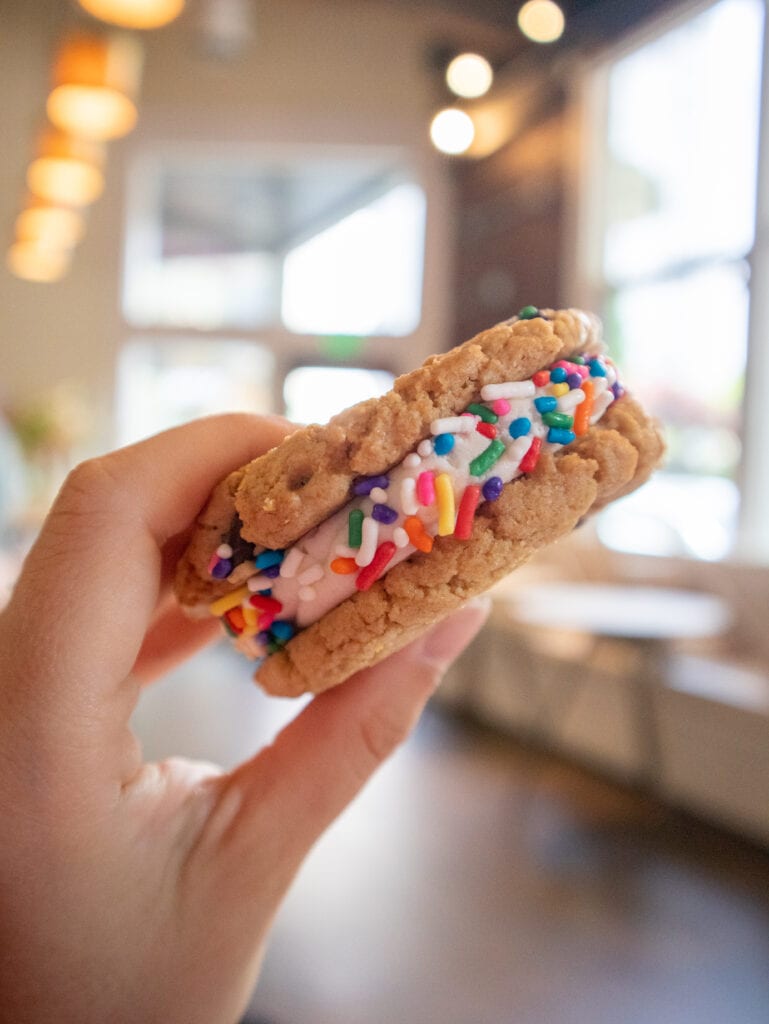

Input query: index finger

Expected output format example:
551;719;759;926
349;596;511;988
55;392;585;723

2;414;292;705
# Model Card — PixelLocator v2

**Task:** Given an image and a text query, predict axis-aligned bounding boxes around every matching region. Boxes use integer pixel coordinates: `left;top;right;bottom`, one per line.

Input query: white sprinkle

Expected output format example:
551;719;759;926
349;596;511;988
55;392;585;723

246;574;272;592
480;380;535;401
335;544;357;558
404;453;421;468
279;547;304;578
216;543;233;559
430;416;476;435
557;389;586;413
298;564;324;586
298;586;316;602
393;527;409;548
370;486;388;503
401;477;419;516
417;439;433;456
355;516;379;567
605;363;617;386
590;391;613;424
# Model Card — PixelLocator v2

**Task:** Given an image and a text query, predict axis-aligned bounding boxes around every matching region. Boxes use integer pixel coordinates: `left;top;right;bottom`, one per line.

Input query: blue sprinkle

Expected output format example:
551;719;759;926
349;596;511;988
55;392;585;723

270;620;295;641
372;503;398;524
534;397;557;414
482;476;503;501
589;360;607;377
548;427;576;445
566;372;583;389
211;559;232;579
255;548;284;569
262;564;281;579
509;417;531;438
352;474;390;495
550;367;567;383
434;433;455;455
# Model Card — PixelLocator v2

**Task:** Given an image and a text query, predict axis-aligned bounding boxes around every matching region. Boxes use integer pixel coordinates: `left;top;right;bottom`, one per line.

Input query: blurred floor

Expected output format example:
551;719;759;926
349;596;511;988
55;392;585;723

132;645;769;1024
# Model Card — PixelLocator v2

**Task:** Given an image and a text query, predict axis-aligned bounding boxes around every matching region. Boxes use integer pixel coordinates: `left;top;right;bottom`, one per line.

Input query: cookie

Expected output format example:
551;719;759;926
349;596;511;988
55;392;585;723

175;307;664;696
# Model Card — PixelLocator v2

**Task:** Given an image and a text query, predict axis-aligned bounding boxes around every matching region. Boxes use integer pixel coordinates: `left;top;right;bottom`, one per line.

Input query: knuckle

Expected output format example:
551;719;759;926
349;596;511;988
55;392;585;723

355;703;412;773
58;457;121;517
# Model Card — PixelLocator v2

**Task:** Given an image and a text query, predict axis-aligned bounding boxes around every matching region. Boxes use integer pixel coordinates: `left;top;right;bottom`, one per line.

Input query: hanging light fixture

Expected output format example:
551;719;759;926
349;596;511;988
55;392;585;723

27;131;106;207
517;1;566;44
7;241;71;283
76;0;185;30
430;108;476;155
15;203;86;250
446;53;494;99
46;33;143;141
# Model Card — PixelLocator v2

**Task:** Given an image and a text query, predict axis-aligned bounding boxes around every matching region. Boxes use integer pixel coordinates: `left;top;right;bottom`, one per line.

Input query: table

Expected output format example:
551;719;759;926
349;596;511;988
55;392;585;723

501;582;732;786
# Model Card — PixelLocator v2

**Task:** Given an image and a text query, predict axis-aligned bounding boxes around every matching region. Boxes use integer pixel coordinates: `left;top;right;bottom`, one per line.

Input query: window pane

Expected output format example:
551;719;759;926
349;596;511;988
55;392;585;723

608;263;748;479
283;366;394;425
281;183;426;337
117;338;274;445
604;0;763;282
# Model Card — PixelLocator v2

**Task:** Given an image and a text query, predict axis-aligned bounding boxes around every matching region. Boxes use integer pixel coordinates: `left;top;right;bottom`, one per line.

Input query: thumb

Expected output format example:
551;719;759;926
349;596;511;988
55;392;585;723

203;599;490;903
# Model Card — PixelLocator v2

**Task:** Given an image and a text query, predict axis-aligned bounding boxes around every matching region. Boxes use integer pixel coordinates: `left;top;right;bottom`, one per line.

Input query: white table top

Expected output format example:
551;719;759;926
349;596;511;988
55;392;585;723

504;582;732;641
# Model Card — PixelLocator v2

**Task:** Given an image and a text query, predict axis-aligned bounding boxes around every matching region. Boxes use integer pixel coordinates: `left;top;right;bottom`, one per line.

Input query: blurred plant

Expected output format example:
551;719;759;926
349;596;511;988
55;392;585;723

6;380;91;459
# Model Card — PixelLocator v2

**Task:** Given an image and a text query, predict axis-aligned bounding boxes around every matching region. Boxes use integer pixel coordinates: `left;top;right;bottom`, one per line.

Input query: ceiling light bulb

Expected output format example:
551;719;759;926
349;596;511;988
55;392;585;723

77;0;185;30
15;206;86;249
7;242;71;283
430;108;475;155
27;158;105;207
47;34;143;141
518;0;565;44
446;53;493;99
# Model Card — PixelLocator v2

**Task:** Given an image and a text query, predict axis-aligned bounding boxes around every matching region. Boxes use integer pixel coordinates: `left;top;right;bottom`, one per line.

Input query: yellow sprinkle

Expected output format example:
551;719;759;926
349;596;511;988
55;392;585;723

209;586;250;617
242;605;259;635
435;472;456;536
551;382;569;397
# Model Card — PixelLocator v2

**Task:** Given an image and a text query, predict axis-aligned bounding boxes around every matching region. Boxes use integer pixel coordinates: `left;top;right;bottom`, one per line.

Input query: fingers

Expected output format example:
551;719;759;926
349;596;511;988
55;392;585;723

131;592;222;685
202;600;490;906
2;414;293;744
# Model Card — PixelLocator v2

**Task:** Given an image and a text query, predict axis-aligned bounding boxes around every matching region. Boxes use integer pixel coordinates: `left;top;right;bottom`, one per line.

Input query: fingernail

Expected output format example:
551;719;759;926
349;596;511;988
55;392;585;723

418;597;491;671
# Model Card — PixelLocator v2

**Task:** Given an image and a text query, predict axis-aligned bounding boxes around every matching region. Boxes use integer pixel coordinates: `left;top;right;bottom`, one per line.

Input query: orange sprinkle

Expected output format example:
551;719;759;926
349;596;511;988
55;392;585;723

404;515;433;553
331;556;358;574
574;379;594;436
225;607;246;633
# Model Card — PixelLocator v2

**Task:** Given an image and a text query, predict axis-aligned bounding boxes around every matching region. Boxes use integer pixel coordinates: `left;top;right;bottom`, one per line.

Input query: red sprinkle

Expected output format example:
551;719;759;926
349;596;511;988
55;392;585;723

519;435;542;474
532;370;550;387
249;594;283;615
476;421;497;439
355;541;396;591
454;485;481;540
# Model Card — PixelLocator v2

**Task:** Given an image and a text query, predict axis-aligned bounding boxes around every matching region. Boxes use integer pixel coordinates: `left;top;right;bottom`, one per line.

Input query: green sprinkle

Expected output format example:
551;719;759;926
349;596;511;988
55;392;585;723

267;640;282;655
518;305;539;320
466;402;498;424
348;508;364;547
571;354;586;365
470;439;506;477
542;411;574;429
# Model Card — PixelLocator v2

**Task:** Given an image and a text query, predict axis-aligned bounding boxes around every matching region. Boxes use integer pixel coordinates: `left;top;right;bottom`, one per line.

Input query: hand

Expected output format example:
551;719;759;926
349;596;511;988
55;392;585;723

0;414;489;1024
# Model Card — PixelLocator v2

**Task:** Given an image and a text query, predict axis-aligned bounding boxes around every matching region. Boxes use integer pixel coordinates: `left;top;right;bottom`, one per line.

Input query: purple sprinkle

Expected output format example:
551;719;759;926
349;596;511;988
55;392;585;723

567;372;583;389
257;630;271;645
482;476;503;502
352;474;390;496
372;503;398;524
263;564;281;579
211;559;232;579
612;382;625;399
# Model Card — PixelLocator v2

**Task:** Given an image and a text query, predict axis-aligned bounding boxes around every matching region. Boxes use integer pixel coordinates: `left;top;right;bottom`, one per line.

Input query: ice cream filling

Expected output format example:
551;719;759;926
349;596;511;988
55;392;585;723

205;314;622;662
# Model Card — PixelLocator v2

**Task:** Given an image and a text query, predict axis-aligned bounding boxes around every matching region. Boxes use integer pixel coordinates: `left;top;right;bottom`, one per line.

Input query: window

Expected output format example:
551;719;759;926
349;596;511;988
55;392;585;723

116;338;274;446
583;0;766;560
123;152;426;337
283;365;395;425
